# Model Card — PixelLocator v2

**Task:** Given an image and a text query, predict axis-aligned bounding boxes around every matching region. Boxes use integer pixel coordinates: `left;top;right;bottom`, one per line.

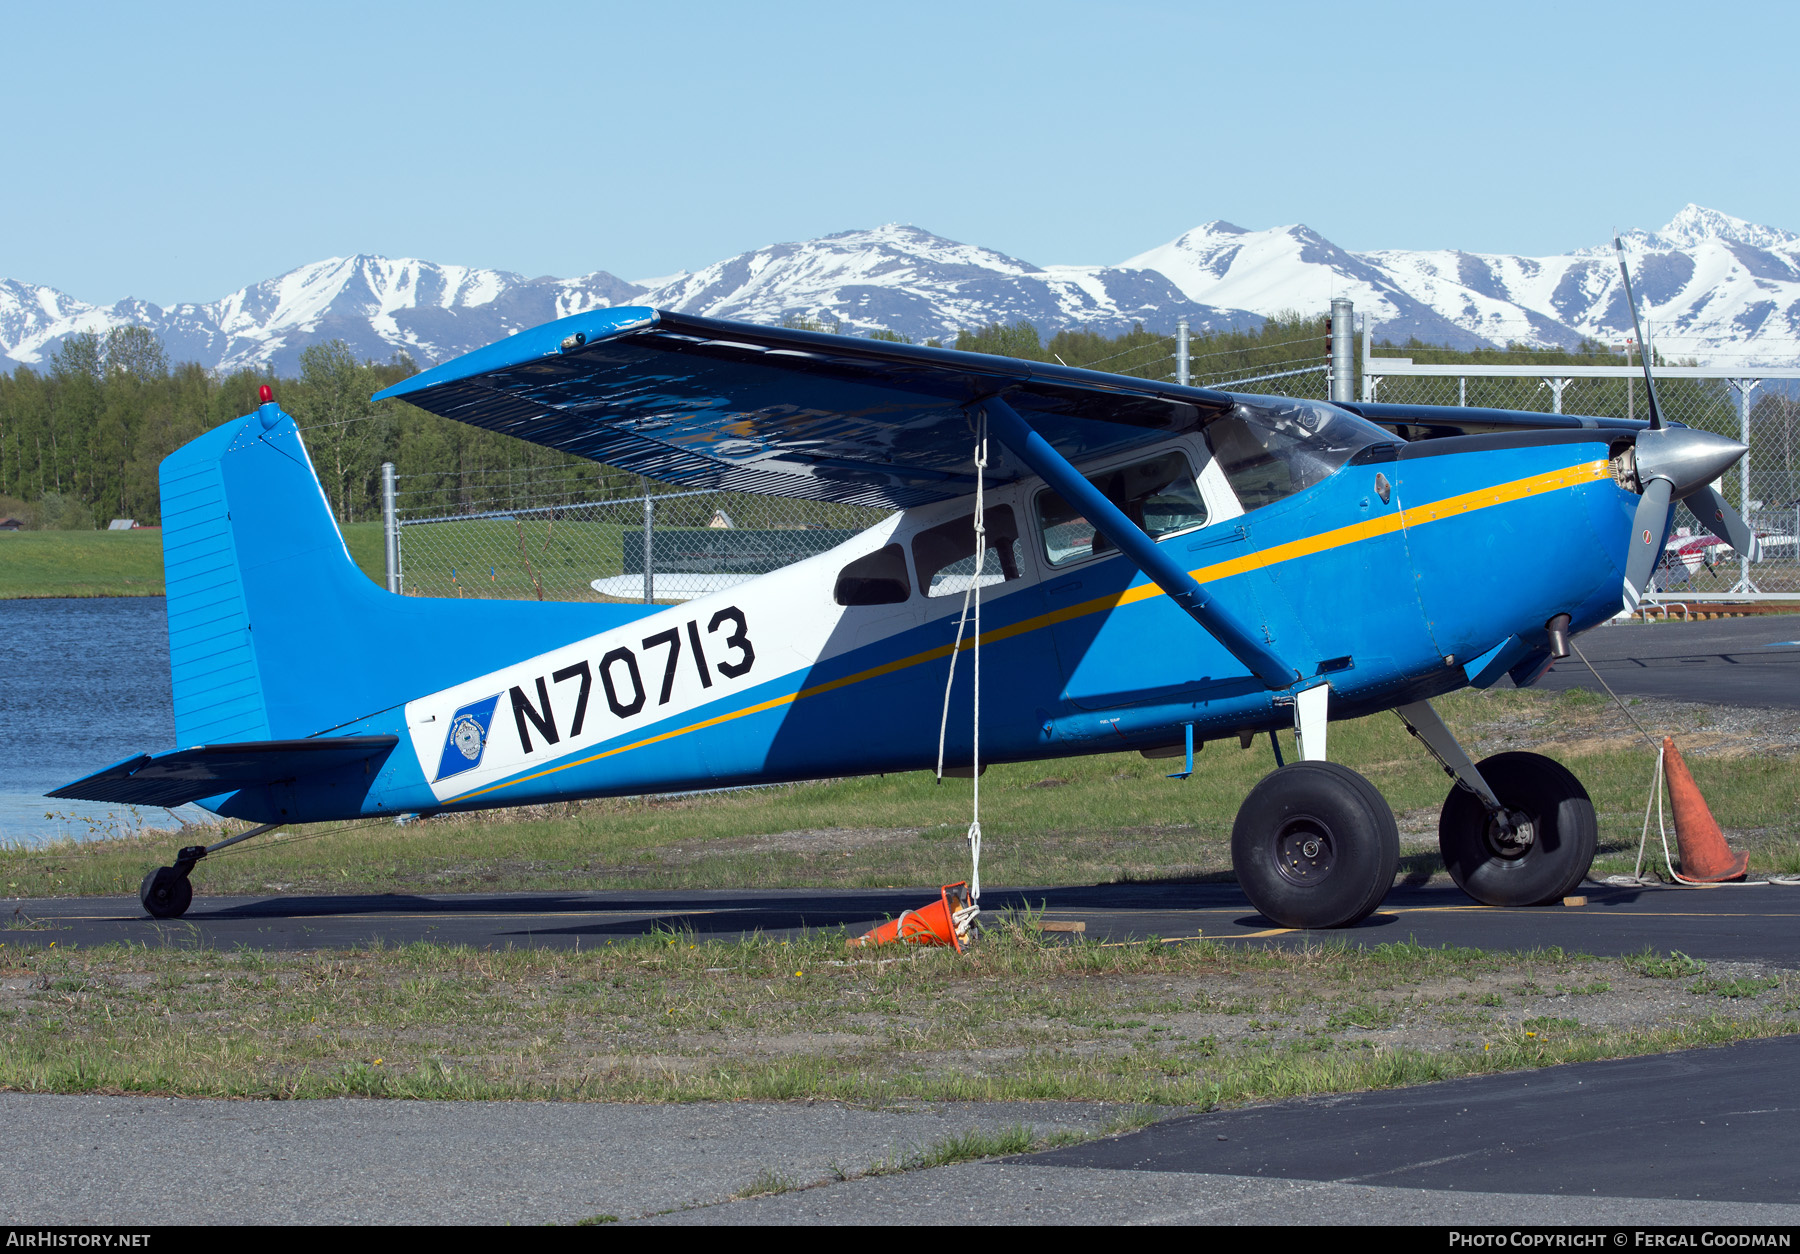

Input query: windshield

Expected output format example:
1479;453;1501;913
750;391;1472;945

1203;396;1390;512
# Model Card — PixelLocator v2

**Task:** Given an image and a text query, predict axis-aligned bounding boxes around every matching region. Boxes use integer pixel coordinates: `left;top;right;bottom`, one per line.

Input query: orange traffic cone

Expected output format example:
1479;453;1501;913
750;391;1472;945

1663;737;1749;883
848;882;974;952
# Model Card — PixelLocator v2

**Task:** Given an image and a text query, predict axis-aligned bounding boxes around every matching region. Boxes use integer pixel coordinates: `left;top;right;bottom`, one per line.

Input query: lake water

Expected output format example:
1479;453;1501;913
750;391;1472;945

0;598;209;844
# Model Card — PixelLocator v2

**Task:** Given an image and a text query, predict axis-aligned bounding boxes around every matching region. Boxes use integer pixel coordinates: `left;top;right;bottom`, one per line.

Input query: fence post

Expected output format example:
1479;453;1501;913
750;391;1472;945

380;462;401;594
1176;318;1189;387
1360;315;1373;402
1329;298;1354;403
642;477;654;604
1732;379;1761;594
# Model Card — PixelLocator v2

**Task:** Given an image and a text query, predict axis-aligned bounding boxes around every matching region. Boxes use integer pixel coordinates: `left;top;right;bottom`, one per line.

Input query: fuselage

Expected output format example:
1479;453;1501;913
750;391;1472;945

233;417;1636;824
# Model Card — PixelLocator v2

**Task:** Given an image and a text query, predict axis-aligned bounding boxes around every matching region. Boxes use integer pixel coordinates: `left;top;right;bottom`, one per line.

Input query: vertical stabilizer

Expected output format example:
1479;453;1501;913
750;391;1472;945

157;398;650;748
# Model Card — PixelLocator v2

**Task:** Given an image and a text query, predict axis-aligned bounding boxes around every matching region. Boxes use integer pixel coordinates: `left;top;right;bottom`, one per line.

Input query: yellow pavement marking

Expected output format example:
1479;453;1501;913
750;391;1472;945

1208;927;1298;940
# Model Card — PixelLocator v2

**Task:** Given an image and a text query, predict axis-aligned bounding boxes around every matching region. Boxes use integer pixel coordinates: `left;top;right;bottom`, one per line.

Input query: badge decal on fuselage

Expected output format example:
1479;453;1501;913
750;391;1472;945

435;694;501;782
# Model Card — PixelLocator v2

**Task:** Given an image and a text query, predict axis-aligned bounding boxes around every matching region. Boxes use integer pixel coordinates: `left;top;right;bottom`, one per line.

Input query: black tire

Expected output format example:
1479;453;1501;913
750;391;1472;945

1439;751;1596;907
1231;761;1400;929
139;867;193;920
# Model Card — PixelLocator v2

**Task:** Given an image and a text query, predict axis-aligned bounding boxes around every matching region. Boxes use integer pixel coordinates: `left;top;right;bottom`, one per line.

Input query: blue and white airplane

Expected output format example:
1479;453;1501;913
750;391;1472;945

56;249;1753;930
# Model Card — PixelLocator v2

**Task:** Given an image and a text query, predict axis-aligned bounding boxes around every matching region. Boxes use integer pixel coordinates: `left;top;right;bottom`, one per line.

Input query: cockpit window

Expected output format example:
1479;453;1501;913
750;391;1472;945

1035;451;1207;568
1203;396;1390;512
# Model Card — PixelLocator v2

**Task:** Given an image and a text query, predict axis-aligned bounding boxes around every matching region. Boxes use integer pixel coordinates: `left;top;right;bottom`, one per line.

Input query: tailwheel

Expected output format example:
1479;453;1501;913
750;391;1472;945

139;866;194;920
1439;751;1596;907
1231;761;1399;929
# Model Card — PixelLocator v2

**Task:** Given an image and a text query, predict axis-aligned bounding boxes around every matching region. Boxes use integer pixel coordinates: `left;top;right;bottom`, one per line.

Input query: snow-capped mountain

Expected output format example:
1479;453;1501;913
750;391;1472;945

636;223;1254;344
0;258;644;376
5;206;1799;375
1128;205;1800;362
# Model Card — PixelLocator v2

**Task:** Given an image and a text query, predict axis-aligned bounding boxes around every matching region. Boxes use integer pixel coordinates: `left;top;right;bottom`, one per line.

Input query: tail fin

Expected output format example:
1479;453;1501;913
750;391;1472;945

159;398;646;746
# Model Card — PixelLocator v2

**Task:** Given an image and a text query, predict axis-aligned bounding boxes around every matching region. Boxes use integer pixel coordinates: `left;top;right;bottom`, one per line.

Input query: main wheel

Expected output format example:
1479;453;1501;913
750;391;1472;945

1439;751;1596;907
139;866;193;920
1231;761;1399;929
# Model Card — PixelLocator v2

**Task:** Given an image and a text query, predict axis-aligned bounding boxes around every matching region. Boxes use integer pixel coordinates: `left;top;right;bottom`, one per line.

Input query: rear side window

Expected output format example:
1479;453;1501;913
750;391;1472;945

912;506;1023;598
834;544;910;606
1035;451;1206;567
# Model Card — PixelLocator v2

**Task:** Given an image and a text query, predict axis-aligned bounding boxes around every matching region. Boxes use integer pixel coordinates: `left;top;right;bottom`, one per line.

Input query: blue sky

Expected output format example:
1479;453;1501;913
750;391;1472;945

6;0;1797;306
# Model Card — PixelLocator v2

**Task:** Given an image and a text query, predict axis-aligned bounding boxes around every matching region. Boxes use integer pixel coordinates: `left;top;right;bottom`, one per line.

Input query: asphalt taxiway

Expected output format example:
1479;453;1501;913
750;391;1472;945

14;878;1800;963
648;1036;1800;1225
1533;611;1800;706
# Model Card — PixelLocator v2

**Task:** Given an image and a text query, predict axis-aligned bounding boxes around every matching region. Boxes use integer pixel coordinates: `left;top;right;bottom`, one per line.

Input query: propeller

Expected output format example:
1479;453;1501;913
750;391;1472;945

1613;235;1757;612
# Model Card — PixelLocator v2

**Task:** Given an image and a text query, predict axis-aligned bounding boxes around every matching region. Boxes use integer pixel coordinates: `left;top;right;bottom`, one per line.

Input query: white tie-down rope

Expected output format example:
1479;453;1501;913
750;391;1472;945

1605;741;1795;887
1569;641;1793;887
935;415;988;910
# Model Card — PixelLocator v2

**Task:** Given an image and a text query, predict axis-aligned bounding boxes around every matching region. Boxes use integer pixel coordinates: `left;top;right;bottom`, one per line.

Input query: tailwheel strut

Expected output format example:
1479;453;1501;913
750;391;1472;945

139;822;283;920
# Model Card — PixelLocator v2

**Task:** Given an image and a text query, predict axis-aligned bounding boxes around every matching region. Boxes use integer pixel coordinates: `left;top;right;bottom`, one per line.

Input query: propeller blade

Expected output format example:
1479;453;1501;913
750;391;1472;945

1622;476;1674;613
1685;483;1762;561
1614;234;1665;431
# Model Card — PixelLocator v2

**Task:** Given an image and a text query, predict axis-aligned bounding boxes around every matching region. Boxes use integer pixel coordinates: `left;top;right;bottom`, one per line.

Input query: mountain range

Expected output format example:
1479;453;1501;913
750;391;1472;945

4;205;1797;376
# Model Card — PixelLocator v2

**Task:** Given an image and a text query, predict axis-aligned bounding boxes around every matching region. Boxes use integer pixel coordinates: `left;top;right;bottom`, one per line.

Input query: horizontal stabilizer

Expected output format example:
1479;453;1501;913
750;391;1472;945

49;736;399;808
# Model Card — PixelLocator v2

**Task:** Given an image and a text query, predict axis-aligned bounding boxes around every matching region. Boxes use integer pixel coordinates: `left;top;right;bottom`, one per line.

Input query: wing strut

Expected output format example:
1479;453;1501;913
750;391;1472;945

978;395;1298;691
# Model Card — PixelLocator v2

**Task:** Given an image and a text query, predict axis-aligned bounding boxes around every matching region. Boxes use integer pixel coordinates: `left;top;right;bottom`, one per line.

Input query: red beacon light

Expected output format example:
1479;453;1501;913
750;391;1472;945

256;383;282;429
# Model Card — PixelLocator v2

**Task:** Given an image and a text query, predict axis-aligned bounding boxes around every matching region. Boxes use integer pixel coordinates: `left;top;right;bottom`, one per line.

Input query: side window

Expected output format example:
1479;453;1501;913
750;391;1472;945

912;506;1023;598
834;544;910;606
1035;452;1207;568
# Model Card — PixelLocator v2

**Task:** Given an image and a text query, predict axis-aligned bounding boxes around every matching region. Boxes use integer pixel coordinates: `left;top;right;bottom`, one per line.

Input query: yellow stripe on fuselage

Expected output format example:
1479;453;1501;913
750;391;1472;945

449;458;1611;803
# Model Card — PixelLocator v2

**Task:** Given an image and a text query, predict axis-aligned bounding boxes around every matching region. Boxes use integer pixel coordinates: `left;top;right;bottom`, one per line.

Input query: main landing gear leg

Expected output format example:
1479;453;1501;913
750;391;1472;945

1395;700;1596;907
139;822;283;920
1231;684;1400;929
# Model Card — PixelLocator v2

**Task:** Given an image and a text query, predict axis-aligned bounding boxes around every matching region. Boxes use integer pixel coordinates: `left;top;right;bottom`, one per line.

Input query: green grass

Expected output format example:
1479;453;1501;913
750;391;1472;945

397;518;631;601
0;929;1788;1104
0;523;386;599
0;530;168;598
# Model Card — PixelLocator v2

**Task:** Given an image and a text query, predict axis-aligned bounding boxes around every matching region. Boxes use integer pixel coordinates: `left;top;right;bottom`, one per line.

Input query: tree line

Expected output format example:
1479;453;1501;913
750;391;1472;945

0;329;604;529
2;316;1790;529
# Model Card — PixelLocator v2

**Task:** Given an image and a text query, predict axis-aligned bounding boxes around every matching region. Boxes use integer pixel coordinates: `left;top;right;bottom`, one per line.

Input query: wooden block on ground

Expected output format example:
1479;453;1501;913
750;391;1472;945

1562;895;1588;907
1033;920;1087;934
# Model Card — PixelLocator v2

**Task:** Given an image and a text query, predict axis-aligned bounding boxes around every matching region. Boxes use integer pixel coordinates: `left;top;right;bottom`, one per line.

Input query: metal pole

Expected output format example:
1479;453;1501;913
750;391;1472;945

380;462;401;594
641;476;654;604
1733;379;1760;593
1176;318;1190;387
1329;298;1354;403
1360;313;1373;402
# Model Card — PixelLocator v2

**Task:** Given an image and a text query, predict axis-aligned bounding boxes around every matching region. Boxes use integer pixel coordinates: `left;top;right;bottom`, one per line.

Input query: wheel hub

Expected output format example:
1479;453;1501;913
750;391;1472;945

1484;810;1536;859
1274;817;1336;885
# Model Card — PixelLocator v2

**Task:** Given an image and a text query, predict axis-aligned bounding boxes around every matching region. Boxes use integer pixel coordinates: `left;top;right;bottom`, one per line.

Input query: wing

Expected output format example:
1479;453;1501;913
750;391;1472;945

374;308;1236;509
1340;401;1648;442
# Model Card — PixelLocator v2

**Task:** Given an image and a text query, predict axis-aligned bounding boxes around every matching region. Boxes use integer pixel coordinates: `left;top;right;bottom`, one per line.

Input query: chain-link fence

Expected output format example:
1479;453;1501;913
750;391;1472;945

393;467;891;604
1365;367;1800;598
